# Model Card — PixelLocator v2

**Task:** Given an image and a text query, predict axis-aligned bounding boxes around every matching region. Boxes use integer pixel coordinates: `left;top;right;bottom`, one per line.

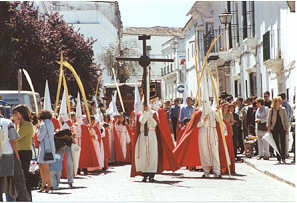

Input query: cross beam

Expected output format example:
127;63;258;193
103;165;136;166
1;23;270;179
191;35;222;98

116;34;174;137
116;34;174;106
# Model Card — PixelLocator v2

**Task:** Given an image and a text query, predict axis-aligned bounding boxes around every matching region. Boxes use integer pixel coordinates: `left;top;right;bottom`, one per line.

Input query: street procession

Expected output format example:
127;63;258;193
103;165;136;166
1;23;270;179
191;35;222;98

0;1;296;202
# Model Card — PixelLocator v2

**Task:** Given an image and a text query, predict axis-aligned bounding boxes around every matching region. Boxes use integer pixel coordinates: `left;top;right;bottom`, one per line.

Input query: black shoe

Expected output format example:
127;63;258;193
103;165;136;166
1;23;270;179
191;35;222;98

149;178;155;182
45;187;53;193
202;173;209;178
38;186;46;193
142;177;147;182
282;159;286;164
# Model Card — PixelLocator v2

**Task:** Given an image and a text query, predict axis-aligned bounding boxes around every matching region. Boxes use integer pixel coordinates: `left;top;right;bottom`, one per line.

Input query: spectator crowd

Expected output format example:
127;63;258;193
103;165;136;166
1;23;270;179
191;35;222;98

0;89;295;202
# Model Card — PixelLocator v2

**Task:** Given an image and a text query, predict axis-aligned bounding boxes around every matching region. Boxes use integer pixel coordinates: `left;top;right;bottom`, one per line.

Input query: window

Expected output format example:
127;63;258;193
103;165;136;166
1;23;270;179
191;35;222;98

249;72;257;96
187;48;190;62
234;80;238;97
245;80;248;98
203;23;214;55
242;1;248;39
239;81;242;96
227;1;233;48
170;64;173;72
263;31;270;61
179;70;184;83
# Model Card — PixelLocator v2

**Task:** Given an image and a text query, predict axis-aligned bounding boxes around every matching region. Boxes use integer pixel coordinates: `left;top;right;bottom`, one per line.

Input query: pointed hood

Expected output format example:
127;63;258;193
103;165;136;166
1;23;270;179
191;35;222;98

76;92;83;125
106;91;120;116
43;80;53;112
112;91;120;116
134;83;141;119
58;89;69;121
201;73;211;114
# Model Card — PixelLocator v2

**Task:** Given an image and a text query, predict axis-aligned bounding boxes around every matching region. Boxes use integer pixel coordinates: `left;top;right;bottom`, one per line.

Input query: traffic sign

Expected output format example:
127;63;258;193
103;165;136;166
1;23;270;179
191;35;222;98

177;84;185;93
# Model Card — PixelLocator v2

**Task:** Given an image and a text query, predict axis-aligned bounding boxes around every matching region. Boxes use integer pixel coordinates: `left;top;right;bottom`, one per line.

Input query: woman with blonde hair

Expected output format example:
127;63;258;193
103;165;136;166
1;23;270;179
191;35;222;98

37;110;56;193
267;97;289;164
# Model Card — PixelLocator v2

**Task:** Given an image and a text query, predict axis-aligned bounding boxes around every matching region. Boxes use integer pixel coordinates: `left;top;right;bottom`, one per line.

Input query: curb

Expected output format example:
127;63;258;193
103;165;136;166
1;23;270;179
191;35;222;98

243;159;296;188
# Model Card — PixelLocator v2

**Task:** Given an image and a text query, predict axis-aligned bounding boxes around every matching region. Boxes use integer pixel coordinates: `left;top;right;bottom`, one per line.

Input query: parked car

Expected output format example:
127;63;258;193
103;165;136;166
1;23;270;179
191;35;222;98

0;91;41;113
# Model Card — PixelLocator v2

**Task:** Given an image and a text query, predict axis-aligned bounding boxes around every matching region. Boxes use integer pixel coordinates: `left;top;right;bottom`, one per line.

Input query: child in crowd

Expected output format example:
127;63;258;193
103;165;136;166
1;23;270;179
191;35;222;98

49;154;63;189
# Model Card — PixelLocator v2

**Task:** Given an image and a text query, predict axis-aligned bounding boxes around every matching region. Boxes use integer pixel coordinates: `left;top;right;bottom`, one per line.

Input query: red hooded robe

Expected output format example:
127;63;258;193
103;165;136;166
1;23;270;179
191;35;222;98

113;123;132;163
78;124;100;169
102;127;110;169
173;111;235;174
130;111;178;177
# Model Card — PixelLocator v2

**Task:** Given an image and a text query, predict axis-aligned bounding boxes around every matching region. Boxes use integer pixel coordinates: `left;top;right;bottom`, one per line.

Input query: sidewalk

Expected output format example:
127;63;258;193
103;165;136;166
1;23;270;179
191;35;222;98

242;153;296;187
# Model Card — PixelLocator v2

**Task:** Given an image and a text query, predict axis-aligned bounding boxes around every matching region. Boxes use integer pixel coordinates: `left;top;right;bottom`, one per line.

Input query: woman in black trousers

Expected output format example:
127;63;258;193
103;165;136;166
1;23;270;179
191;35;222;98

12;105;34;201
267;97;289;164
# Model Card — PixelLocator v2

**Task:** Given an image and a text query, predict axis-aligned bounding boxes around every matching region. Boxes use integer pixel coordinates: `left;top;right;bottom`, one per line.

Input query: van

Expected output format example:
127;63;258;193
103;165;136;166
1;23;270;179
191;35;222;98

0;91;42;113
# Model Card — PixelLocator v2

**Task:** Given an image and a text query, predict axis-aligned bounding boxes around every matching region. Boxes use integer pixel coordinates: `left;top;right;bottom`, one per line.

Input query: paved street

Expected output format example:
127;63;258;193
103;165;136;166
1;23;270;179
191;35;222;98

32;162;295;202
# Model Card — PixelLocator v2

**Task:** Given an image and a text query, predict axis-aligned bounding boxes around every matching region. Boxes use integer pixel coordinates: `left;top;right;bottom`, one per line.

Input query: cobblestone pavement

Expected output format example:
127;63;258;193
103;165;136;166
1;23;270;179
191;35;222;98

32;162;295;202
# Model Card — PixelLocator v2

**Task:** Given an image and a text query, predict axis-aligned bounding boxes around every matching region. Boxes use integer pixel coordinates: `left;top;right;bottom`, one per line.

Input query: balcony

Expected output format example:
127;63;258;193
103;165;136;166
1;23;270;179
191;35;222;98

242;37;258;50
245;64;257;73
264;58;283;74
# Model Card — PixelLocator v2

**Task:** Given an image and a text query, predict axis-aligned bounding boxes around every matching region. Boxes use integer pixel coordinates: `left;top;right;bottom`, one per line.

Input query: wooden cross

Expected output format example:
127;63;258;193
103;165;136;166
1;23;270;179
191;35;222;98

116;35;174;136
116;35;174;107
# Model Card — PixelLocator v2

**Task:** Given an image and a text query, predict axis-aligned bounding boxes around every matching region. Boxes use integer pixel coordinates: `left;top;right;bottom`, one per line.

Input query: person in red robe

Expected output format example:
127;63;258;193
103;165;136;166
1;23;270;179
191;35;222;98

102;124;110;170
89;117;104;171
173;110;235;175
113;113;131;163
173;111;202;168
217;120;236;174
175;108;182;145
51;117;61;131
176;118;191;145
130;106;179;182
78;123;100;175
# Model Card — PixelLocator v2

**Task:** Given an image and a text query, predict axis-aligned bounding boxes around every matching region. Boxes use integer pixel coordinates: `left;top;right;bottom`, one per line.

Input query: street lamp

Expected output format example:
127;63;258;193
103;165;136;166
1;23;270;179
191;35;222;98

219;10;232;51
219;10;232;25
218;9;232;96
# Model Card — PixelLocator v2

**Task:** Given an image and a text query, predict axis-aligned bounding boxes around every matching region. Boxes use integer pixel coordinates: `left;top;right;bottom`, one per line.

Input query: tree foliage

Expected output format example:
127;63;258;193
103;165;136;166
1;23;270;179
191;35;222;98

0;2;98;100
100;44;138;83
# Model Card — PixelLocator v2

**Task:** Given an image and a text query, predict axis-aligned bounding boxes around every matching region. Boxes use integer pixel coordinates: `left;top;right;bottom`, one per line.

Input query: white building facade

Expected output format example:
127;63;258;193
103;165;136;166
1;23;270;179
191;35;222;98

38;1;123;95
161;36;186;100
183;1;228;100
227;1;296;101
184;1;296;104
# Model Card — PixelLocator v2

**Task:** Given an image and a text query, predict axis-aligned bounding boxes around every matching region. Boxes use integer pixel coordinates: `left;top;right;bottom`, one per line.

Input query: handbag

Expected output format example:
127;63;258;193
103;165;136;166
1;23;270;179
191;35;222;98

43;122;54;161
258;122;268;131
44;152;54;161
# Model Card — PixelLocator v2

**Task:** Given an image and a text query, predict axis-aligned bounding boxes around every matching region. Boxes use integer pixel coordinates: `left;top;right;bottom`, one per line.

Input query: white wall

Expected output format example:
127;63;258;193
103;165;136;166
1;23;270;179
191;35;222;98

37;2;121;87
280;5;297;102
253;1;296;101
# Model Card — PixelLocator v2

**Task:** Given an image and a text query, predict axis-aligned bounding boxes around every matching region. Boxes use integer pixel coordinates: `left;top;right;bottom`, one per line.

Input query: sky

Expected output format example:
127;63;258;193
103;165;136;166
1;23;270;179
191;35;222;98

118;0;196;28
